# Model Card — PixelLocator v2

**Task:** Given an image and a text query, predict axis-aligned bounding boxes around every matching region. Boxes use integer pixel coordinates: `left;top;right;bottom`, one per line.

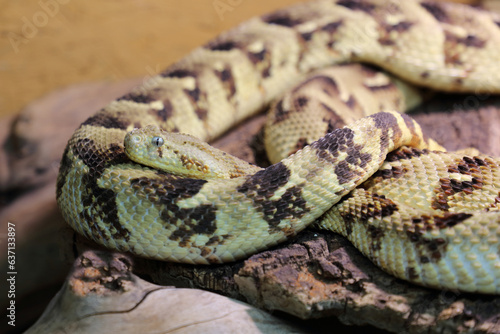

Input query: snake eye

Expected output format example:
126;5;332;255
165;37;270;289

152;136;164;147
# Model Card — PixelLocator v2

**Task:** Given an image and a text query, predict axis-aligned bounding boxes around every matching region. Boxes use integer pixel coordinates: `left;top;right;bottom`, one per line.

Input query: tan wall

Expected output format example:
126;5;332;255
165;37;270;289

0;0;474;118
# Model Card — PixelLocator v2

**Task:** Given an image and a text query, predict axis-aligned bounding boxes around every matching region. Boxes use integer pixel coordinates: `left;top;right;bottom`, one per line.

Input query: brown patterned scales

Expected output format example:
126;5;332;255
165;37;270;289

57;0;500;294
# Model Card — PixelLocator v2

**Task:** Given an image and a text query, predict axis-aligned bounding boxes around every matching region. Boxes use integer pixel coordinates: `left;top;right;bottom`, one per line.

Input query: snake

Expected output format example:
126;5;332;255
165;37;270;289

56;0;500;294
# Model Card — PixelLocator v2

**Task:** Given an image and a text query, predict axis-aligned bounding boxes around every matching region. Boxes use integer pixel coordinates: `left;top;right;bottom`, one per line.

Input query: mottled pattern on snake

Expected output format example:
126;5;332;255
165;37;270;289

57;0;500;294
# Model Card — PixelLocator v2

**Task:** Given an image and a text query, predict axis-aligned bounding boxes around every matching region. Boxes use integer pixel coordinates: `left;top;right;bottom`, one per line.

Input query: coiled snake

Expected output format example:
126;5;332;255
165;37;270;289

57;0;500;294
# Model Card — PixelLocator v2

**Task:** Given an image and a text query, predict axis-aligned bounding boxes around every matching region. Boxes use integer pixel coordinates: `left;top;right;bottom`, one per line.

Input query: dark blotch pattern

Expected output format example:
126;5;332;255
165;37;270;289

378;21;414;45
150;99;173;122
367;225;385;252
247;47;272;78
263;12;303;27
322;21;343;34
74;139;131;242
432;156;486;210
370;165;405;180
82;113;130;130
420;2;449;23
184;87;209;120
165;204;218;246
386;147;428;162
130;176;217;246
161;68;195;78
237;163;309;231
215;67;236;98
407;213;472;264
445;32;486;49
368;112;402;153
324;111;346;134
272;100;289;124
207;40;239;51
337;0;375;13
338;192;397;246
301;20;343;45
312;127;372;184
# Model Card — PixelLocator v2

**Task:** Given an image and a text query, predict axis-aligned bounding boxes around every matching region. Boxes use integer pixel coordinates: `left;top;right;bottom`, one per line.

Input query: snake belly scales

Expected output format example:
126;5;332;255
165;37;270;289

56;0;500;294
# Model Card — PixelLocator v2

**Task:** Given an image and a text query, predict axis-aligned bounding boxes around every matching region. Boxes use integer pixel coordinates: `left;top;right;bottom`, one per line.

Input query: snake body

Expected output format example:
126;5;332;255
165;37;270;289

57;0;500;294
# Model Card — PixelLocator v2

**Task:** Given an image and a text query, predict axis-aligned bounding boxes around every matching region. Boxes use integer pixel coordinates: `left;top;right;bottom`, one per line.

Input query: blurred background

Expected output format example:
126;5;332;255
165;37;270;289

0;0;480;119
0;0;309;119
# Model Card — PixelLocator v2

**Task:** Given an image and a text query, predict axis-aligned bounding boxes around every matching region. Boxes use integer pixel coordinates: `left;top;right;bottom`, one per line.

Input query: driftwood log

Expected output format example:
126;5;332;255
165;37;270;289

25;250;305;334
2;80;500;333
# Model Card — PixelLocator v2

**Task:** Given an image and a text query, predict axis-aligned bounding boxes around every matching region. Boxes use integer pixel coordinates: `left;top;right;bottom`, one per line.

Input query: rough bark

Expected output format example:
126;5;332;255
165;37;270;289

26;251;305;334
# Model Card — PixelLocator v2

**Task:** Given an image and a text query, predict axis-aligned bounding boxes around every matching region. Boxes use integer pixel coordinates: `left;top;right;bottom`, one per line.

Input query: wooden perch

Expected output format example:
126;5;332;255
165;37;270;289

26;250;306;334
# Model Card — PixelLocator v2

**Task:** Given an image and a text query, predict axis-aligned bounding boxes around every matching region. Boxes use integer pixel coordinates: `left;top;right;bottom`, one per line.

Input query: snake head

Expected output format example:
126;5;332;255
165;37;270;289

124;125;253;179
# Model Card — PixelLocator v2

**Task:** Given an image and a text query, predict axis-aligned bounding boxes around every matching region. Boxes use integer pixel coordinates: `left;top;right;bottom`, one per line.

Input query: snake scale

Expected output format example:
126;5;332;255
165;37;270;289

57;0;500;294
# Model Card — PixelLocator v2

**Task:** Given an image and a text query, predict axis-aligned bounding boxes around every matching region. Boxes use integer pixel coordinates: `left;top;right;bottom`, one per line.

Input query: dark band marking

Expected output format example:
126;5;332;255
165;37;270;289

312;127;354;162
82;113;130;130
130;175;216;246
165;204;218;246
247;47;272;78
301;20;344;45
215;66;236;99
407;213;471;264
237;162;309;231
370;165;406;180
161;69;195;78
337;192;397;244
294;137;309;152
386;147;429;162
271;100;289;124
360;193;398;220
207;40;239;51
337;0;375;13
149;99;173;122
263;12;303;27
367;225;384;251
387;21;413;33
184;87;209;120
407;267;419;280
420;2;449;23
368;112;403;151
345;95;357;109
445;32;486;49
378;21;414;45
312;127;372;184
118;92;158;104
74;139;131;242
324;114;346;134
204;234;234;247
322;21;343;34
296;96;309;108
432;156;488;210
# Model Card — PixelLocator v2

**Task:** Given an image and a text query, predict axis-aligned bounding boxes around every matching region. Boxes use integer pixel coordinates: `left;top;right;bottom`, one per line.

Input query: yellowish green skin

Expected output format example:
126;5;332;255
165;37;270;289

58;0;500;294
125;125;261;179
